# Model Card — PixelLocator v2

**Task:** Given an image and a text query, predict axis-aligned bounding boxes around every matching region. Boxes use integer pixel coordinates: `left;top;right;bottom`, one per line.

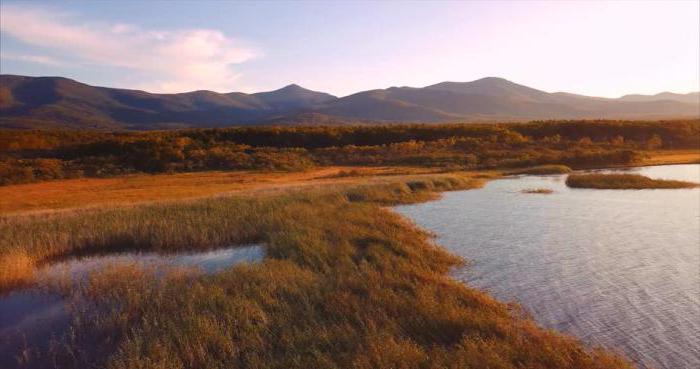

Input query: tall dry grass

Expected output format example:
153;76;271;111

0;251;34;292
0;174;479;293
3;173;634;368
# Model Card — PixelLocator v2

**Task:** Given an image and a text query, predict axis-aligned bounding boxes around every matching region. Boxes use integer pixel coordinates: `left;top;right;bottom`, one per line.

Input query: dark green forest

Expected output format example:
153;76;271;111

1;119;698;185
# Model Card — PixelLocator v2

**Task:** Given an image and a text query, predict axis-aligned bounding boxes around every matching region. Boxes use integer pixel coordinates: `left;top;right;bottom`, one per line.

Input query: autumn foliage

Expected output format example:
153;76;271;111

1;119;698;185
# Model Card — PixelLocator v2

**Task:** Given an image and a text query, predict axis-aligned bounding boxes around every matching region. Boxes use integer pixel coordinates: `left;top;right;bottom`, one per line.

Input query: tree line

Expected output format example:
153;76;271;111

1;119;698;185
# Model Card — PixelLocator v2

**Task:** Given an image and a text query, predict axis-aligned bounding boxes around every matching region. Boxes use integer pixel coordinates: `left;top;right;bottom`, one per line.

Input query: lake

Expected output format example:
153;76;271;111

395;164;700;369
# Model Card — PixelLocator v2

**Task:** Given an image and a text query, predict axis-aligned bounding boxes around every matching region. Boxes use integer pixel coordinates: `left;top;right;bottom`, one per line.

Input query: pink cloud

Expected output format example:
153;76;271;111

2;53;67;67
0;4;260;92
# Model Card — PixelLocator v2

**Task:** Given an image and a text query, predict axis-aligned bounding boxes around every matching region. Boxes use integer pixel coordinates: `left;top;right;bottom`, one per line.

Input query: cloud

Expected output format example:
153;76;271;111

0;4;260;92
2;52;67;67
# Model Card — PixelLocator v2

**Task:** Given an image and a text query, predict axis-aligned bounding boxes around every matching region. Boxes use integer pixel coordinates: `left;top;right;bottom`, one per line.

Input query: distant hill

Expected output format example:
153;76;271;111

619;91;700;104
0;75;337;129
0;74;697;129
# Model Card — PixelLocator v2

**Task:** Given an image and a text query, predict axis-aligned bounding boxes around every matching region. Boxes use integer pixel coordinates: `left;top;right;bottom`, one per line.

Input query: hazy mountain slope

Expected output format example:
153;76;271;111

426;77;557;103
619;92;699;104
318;79;698;121
316;77;698;122
0;75;335;129
0;74;697;129
0;75;125;129
315;89;457;122
253;84;337;110
385;86;589;118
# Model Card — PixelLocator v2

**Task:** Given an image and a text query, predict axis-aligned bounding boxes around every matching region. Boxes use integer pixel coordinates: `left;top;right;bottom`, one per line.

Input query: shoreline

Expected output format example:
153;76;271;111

2;149;697;216
393;163;699;369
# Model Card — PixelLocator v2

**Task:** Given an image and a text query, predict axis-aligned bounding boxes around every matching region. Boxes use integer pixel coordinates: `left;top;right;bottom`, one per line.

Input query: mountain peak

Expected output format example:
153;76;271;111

252;83;337;109
261;83;326;95
280;83;304;90
425;77;550;102
472;76;512;83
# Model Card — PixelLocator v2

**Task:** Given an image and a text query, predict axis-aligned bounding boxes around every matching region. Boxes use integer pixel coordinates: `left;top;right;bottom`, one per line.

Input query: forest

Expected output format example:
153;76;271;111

1;119;698;185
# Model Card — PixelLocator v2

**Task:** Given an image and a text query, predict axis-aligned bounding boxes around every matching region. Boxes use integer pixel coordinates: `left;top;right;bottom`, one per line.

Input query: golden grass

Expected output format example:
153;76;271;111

566;173;699;189
0;166;438;215
0;173;480;292
521;188;554;194
3;172;634;368
0;250;35;293
1;150;694;215
639;149;700;166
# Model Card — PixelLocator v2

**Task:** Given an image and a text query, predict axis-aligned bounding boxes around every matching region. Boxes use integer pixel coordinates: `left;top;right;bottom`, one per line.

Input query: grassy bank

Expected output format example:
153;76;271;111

566;173;699;189
507;164;572;175
1;172;633;369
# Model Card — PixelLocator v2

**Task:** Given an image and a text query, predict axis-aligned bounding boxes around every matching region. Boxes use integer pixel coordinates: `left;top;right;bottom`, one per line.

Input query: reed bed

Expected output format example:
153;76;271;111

2;173;633;369
566;173;699;189
0;174;478;292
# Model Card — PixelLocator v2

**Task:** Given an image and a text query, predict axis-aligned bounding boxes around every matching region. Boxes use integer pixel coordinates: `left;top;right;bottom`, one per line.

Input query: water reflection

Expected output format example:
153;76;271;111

43;243;265;279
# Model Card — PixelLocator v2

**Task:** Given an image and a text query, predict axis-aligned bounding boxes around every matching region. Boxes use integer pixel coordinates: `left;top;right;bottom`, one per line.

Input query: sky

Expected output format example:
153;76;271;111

0;0;698;97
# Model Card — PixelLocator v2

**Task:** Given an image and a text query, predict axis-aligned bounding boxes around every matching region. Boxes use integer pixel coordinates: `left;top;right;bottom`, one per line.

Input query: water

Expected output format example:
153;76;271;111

41;243;265;279
395;164;700;369
0;244;264;366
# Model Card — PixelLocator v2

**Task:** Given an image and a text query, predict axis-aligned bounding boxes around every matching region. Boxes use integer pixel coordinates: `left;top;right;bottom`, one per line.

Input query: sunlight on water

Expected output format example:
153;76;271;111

396;164;700;369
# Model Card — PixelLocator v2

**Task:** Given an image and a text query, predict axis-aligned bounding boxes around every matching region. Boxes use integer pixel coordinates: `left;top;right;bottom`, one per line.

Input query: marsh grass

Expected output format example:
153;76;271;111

566;173;699;189
0;174;479;293
1;173;634;368
508;165;573;175
0;251;35;292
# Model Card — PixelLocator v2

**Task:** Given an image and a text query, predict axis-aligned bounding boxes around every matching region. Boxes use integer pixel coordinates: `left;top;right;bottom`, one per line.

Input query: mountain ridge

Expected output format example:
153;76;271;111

0;74;697;129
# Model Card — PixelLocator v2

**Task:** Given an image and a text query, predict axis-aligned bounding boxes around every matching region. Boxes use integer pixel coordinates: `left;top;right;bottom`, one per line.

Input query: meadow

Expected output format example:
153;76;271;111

0;166;437;214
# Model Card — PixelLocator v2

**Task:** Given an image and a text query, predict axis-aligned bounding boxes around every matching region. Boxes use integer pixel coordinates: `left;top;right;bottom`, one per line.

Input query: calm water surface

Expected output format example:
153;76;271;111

0;244;264;366
395;164;700;369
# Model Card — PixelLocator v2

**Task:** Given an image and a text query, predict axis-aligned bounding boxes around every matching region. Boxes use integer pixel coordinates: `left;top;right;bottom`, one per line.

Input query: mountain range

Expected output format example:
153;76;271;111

0;74;697;129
